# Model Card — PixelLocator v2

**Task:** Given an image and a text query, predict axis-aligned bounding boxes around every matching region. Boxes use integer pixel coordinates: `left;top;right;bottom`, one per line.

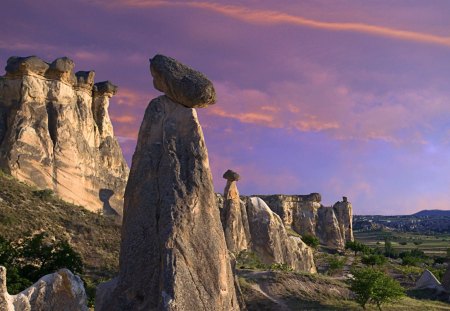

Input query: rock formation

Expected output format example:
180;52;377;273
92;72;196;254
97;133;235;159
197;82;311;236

443;265;450;292
246;197;316;273
259;194;353;250
414;269;444;291
0;56;129;216
0;266;88;311
221;169;251;253
96;55;239;310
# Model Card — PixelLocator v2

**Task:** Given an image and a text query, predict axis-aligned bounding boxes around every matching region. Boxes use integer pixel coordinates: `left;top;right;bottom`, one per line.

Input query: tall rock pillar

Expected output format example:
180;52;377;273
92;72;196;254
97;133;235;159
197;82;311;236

222;169;251;253
96;55;239;310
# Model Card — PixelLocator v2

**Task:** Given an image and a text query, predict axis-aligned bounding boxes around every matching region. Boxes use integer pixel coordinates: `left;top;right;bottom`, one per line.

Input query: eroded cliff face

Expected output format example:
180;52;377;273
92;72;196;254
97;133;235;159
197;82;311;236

0;56;129;216
246;197;316;273
241;194;353;250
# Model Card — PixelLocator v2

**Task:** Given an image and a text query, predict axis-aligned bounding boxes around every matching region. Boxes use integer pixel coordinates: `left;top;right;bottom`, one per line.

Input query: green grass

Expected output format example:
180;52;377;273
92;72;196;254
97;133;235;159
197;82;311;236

354;231;450;257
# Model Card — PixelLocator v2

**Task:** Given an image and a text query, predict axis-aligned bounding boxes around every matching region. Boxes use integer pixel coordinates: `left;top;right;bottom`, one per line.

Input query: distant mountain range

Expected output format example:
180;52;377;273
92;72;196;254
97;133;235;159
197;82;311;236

412;210;450;217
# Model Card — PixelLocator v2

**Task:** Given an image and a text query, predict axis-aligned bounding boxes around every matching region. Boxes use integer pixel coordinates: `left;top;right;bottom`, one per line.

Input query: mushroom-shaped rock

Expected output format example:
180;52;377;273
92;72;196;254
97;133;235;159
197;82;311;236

150;54;216;108
94;80;118;97
221;169;250;253
75;71;96;89
47;57;76;84
223;169;240;182
5;56;49;77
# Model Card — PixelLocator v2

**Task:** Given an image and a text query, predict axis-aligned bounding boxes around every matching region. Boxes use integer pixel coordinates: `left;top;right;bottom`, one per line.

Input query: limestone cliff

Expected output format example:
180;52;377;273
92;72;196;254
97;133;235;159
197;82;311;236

246;197;316;273
243;194;353;250
96;55;239;310
0;56;129;216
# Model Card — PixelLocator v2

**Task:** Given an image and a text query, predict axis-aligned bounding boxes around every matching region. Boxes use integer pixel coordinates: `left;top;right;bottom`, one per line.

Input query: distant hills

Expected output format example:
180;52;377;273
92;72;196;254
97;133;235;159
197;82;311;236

413;210;450;217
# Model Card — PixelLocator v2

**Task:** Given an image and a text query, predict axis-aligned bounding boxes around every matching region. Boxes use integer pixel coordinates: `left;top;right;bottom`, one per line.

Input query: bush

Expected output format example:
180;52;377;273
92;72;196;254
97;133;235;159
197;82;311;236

345;241;369;256
236;251;268;270
269;263;294;272
32;189;54;200
301;234;320;248
361;254;387;267
327;255;346;274
349;267;404;310
0;233;83;294
399;241;407;245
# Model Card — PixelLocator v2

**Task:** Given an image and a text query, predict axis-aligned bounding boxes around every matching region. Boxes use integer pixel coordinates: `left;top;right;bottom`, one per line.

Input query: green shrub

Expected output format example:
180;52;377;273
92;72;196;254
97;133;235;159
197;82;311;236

349;267;404;310
345;241;369;255
0;233;83;294
236;251;268;270
361;254;387;267
327;255;346;274
301;234;320;248
32;189;54;200
269;263;294;272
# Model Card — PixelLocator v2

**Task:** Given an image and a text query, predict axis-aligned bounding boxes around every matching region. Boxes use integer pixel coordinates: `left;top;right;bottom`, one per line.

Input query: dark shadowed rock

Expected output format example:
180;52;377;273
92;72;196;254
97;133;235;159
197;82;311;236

223;169;240;182
96;95;239;310
75;71;95;89
0;266;88;311
47;57;76;84
442;265;450;291
150;54;216;108
5;56;49;77
94;81;118;96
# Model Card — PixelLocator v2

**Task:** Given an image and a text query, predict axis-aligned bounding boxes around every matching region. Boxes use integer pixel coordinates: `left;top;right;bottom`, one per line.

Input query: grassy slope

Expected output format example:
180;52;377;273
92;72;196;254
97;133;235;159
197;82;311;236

0;171;120;281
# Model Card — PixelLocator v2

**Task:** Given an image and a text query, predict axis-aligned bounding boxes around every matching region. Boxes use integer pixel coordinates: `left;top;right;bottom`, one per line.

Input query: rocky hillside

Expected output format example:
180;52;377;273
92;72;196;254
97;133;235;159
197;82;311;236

0;170;120;281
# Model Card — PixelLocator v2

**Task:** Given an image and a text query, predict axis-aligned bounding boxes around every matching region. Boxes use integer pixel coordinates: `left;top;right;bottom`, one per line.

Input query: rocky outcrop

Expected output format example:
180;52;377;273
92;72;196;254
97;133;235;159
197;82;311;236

0;56;129;216
221;170;251;253
150;54;216;108
96;55;239;310
259;195;353;250
246;197;316;273
0;266;88;311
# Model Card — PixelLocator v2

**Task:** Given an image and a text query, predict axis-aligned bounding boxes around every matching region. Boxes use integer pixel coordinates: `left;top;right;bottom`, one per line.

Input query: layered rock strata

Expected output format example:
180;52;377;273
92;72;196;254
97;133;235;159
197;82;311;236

259;195;353;250
246;197;316;273
96;56;239;310
221;169;251;253
0;266;88;311
0;56;128;216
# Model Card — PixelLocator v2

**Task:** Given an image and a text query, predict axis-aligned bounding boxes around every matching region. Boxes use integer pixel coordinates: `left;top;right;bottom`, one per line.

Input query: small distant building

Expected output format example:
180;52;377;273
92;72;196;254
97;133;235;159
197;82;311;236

415;269;445;291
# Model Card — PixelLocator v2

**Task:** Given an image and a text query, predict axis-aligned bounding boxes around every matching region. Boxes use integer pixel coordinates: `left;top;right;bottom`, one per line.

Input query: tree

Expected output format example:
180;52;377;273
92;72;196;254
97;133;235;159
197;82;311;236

0;233;83;294
301;234;320;248
345;241;369;256
349;268;404;310
361;254;387;267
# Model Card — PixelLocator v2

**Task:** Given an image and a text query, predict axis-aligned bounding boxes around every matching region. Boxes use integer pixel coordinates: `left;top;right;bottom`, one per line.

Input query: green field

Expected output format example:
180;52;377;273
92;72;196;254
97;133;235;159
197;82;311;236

354;230;450;257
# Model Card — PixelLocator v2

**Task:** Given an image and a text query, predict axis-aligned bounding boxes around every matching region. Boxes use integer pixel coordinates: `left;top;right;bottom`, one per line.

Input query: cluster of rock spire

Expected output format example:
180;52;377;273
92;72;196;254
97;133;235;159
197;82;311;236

0;56;128;216
0;54;361;310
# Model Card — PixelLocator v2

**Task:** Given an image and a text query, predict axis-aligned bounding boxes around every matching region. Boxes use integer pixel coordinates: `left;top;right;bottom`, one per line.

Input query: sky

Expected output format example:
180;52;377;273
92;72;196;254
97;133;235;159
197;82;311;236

1;0;450;215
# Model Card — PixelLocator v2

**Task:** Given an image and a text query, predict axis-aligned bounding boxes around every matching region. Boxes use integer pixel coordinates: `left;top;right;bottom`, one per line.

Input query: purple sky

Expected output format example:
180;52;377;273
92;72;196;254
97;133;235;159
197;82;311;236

2;0;450;215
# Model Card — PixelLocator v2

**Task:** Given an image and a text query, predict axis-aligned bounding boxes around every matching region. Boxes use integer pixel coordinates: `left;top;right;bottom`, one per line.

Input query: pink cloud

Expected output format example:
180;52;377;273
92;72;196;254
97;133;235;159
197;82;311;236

101;1;450;48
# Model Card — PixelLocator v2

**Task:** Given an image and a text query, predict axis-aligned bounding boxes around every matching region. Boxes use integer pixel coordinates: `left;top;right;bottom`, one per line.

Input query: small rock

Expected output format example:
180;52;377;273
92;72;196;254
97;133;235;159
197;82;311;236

150;54;216;108
223;169;240;181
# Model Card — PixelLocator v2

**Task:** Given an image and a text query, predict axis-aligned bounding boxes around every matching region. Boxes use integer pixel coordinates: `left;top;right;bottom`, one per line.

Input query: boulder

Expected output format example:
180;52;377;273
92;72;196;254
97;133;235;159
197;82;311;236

0;56;129;216
0;266;88;311
96;93;239;309
150;54;216;108
246;197;316;273
415;269;444;291
221;169;251;253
